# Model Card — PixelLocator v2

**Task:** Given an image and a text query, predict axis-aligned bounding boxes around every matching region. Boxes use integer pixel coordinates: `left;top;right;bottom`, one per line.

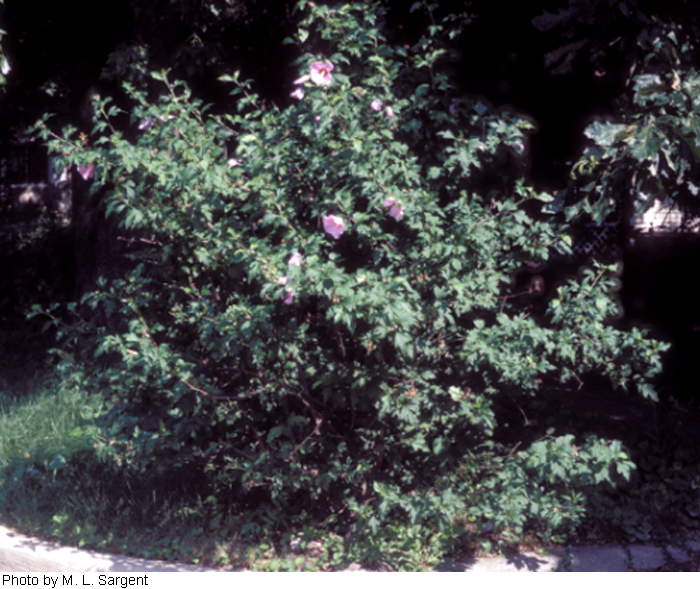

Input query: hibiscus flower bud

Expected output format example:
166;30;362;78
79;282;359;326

370;99;383;111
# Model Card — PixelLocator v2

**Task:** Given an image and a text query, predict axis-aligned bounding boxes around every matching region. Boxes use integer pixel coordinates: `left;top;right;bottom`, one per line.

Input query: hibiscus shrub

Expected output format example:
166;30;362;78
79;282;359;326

37;1;667;567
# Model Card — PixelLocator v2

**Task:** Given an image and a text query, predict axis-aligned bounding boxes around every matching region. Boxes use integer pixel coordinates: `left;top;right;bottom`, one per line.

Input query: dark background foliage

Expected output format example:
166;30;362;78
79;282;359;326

1;0;698;185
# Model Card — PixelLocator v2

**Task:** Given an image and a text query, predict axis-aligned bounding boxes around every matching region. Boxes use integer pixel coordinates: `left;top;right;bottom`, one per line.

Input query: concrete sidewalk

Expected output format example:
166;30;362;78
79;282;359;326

1;524;699;572
441;540;700;572
0;525;213;572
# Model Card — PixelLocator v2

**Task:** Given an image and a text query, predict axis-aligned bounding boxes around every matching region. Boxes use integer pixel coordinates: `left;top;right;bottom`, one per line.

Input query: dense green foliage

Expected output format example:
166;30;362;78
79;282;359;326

28;1;671;568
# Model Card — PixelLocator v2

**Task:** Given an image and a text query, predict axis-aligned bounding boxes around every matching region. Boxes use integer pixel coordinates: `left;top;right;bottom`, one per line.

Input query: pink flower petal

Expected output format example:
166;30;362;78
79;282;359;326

282;288;294;305
322;214;344;239
383;197;404;220
290;88;305;100
385;106;394;119
510;141;525;154
288;252;302;266
138;116;153;130
278;276;289;285
389;203;405;221
370;99;383;111
228;158;241;168
77;163;95;181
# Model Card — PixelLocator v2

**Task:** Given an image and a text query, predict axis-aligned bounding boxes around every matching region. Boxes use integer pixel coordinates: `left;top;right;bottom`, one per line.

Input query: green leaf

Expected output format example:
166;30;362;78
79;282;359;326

48;454;68;471
411;434;431;453
267;426;284;443
584;121;628;147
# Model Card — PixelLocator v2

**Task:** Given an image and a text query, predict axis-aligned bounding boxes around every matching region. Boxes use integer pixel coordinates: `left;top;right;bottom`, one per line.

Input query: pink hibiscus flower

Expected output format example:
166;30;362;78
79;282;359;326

77;163;95;181
309;60;334;86
281;288;294;305
322;214;344;239
382;197;404;221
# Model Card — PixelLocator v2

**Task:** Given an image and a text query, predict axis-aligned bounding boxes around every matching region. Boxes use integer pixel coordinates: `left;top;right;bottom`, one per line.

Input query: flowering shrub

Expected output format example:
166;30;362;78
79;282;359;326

36;1;668;568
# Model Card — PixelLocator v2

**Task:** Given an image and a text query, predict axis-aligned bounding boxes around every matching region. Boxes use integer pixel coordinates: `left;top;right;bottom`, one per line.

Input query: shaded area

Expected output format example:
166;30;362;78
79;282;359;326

493;372;700;545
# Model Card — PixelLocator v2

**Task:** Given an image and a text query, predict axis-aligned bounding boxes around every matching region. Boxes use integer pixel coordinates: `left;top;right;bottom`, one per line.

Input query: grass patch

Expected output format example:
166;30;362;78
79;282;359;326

0;359;361;570
0;375;88;469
